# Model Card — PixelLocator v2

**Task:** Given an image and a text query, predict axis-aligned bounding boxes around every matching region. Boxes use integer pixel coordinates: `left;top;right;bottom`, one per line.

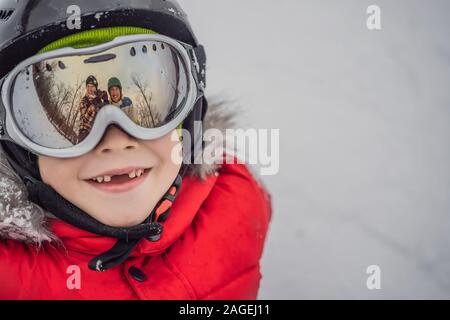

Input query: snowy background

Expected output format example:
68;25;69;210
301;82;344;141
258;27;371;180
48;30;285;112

180;0;450;299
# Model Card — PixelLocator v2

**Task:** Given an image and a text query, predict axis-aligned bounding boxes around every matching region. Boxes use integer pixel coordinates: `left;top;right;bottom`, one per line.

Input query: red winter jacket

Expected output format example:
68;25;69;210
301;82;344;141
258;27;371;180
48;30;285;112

0;163;272;300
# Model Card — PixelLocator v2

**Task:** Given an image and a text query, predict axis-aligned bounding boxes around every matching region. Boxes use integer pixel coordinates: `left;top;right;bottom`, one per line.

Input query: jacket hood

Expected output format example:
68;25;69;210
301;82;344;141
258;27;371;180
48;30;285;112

0;101;236;244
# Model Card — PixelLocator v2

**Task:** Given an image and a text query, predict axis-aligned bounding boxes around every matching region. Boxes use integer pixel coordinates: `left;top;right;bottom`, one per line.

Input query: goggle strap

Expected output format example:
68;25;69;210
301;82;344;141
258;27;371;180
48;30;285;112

193;44;207;87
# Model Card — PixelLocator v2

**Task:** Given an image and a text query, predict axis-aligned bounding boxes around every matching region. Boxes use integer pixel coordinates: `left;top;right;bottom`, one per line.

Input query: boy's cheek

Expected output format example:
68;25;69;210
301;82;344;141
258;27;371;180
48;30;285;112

38;155;83;190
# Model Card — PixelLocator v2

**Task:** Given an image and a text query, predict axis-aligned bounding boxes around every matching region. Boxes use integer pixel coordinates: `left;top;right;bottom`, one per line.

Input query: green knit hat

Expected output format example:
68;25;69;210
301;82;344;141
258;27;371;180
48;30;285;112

108;77;122;91
38;26;183;137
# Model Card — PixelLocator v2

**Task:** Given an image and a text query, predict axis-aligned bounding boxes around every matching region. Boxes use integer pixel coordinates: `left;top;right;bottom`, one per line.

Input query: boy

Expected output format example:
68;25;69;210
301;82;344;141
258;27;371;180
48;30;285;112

0;0;271;300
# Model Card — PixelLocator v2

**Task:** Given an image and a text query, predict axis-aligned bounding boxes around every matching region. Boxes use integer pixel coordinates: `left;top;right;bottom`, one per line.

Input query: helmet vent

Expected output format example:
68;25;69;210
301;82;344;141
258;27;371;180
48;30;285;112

0;9;14;22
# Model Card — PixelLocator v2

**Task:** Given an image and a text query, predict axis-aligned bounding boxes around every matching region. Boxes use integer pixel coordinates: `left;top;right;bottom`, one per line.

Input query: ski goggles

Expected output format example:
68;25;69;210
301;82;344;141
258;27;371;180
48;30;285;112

0;34;203;158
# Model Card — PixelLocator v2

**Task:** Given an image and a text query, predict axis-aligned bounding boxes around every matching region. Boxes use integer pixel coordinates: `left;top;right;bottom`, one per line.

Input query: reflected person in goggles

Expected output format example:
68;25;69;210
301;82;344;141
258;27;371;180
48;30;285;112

79;75;109;142
107;77;137;123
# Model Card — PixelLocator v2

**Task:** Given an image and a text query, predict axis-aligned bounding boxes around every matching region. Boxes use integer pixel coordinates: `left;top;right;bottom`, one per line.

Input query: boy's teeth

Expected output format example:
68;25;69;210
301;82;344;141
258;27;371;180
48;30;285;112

92;169;146;183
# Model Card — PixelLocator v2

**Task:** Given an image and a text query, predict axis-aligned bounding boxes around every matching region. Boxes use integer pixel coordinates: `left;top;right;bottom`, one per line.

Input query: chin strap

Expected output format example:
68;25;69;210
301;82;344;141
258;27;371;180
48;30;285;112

25;174;183;272
88;174;183;272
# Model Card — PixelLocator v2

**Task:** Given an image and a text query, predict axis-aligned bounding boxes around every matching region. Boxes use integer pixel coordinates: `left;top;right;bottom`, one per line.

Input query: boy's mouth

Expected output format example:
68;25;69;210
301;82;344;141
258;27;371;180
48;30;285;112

85;167;152;194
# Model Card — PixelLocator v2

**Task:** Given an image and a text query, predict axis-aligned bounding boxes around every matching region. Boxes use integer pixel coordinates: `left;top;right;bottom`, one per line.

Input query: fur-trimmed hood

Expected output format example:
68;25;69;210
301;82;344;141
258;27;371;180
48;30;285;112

0;101;235;244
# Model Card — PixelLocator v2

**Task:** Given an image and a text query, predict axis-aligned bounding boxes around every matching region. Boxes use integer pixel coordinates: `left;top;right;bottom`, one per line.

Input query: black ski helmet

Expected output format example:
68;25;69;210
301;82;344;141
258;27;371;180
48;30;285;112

0;0;208;269
0;0;206;82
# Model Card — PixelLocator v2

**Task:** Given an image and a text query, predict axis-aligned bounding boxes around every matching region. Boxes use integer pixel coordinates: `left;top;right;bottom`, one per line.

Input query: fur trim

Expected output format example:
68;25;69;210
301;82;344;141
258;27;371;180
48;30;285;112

0;100;236;244
187;99;237;180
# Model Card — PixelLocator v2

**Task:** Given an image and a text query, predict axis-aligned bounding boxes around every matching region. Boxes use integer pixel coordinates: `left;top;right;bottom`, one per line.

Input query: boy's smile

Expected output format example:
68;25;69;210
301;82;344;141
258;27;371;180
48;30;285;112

85;167;152;194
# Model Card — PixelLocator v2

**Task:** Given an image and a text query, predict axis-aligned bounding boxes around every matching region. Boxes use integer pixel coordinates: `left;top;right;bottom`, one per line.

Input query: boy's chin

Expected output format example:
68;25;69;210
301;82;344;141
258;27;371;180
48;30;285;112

88;210;149;228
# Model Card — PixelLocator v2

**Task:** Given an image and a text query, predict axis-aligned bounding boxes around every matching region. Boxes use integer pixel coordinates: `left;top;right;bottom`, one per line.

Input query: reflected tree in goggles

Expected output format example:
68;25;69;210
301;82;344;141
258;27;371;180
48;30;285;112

11;40;189;148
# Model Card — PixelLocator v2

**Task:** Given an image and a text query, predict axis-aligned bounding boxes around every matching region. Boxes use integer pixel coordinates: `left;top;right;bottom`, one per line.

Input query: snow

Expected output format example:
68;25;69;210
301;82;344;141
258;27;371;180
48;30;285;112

180;0;450;299
94;12;104;21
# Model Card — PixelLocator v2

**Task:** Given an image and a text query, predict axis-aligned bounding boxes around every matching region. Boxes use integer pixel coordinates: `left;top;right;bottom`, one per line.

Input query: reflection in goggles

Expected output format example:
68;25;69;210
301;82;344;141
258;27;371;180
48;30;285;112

11;40;189;148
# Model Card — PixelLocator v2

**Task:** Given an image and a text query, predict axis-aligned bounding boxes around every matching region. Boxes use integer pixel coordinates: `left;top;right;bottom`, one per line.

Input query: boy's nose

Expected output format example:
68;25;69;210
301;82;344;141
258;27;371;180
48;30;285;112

95;125;139;155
